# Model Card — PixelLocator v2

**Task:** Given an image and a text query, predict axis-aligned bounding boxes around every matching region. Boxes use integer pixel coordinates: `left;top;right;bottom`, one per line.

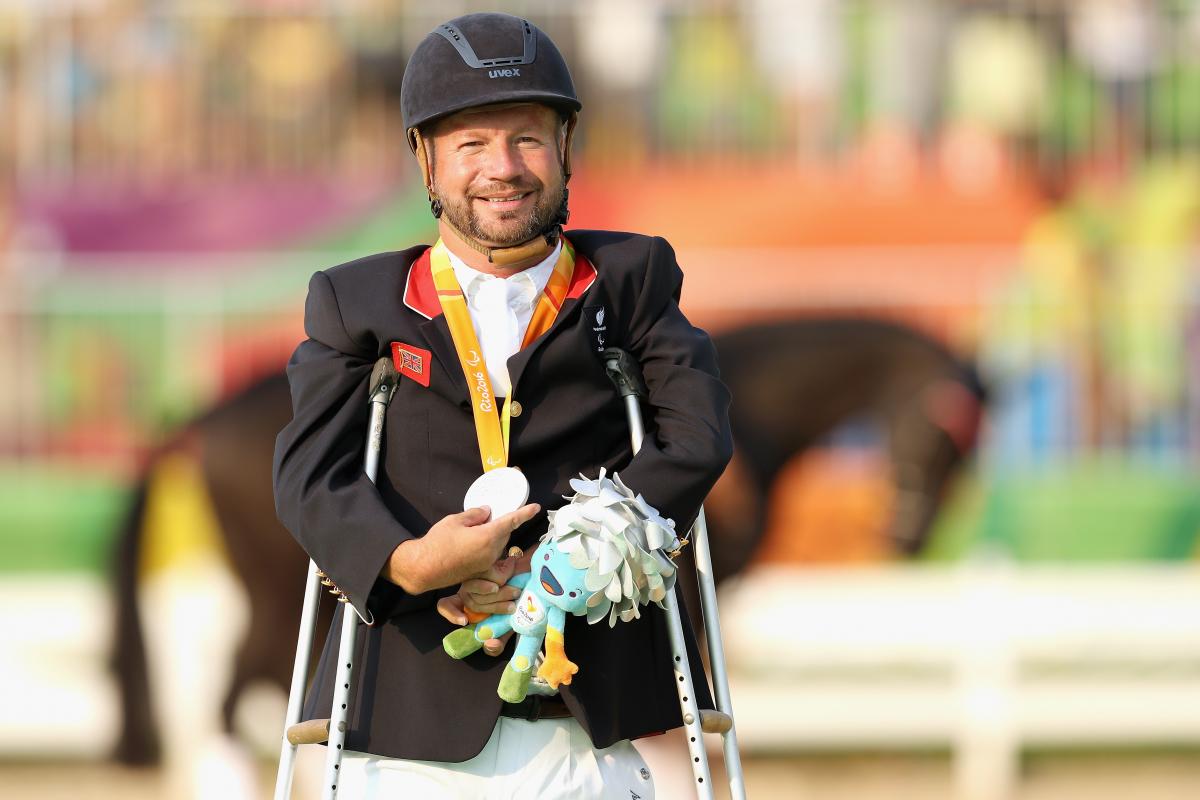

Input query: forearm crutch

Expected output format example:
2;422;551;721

603;347;746;800
274;357;400;800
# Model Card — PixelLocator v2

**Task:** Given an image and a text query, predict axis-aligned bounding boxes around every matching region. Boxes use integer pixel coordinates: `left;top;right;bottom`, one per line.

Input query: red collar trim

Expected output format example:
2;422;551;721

402;239;597;321
402;247;438;320
565;247;597;300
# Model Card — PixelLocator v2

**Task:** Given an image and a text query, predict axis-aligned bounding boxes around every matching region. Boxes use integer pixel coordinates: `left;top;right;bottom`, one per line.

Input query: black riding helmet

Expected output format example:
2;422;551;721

400;13;581;134
401;13;582;263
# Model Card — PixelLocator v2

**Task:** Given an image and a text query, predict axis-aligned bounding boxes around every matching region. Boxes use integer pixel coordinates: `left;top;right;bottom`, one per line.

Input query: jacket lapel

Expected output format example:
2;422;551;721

507;249;598;389
402;247;470;406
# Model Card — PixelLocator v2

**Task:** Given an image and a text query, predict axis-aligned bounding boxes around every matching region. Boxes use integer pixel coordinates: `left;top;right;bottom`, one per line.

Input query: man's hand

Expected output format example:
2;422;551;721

437;555;521;624
382;503;540;595
437;555;524;656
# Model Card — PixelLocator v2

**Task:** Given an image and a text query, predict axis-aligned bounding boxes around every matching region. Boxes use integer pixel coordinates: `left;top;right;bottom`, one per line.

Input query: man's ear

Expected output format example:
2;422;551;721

409;128;442;217
409;128;434;192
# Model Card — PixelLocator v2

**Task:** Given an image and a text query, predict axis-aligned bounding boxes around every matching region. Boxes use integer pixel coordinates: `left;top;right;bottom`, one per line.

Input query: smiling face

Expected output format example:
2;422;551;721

428;103;567;254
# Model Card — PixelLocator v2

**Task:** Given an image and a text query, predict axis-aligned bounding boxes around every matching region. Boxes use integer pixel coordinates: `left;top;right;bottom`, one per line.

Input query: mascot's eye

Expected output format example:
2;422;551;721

544;553;550;561
569;592;577;597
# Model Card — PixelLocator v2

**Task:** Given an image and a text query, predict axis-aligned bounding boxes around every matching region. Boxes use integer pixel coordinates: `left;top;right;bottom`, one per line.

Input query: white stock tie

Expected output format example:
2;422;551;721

472;276;524;397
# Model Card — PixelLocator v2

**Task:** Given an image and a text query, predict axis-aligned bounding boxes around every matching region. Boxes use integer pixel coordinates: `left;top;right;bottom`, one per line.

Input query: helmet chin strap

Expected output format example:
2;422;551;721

408;112;577;267
439;214;561;267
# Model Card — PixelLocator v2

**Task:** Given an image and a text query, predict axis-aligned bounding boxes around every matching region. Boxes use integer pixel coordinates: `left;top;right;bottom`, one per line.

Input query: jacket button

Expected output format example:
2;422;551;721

509;401;523;418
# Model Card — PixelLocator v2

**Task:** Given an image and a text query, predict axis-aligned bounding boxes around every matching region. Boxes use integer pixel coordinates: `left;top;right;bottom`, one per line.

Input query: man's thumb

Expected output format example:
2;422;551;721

493;553;518;580
461;506;492;525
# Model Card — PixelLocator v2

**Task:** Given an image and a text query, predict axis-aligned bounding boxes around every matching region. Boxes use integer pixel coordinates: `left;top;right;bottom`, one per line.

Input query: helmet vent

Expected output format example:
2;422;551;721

435;20;537;69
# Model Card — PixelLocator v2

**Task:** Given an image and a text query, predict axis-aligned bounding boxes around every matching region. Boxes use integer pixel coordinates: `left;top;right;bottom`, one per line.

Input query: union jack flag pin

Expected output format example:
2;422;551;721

391;341;431;387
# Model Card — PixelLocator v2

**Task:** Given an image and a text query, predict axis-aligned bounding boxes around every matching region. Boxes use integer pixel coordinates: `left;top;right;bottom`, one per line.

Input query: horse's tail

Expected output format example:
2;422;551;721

109;456;161;765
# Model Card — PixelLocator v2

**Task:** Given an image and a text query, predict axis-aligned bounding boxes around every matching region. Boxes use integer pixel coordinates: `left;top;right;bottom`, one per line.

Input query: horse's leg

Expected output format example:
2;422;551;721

886;378;981;555
111;470;162;765
137;449;255;800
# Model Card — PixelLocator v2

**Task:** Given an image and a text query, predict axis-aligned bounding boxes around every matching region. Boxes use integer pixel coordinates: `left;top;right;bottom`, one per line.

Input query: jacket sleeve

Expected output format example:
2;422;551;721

615;236;734;532
272;270;419;624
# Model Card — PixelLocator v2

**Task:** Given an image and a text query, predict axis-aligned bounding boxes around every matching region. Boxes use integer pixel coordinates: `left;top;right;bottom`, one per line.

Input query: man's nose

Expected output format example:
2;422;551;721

480;141;525;183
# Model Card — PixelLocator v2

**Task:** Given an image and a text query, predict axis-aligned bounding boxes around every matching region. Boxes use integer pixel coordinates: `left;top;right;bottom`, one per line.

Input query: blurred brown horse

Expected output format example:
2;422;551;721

112;317;984;767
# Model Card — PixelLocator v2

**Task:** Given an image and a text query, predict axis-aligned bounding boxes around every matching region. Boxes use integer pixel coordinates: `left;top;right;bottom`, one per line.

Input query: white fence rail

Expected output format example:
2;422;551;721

722;563;1200;800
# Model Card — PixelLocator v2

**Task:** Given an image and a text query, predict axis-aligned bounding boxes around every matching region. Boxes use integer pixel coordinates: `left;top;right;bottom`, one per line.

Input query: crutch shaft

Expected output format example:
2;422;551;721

610;360;711;798
604;346;745;800
322;602;360;796
273;559;325;800
692;508;747;800
276;357;399;800
322;391;389;798
623;395;645;452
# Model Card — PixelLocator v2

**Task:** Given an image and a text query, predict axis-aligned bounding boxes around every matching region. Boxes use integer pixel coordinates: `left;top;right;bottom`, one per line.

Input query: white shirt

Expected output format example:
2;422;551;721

446;240;561;397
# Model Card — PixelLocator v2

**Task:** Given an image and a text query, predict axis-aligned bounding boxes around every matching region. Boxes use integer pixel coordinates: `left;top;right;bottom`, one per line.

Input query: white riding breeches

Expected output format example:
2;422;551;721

338;717;655;800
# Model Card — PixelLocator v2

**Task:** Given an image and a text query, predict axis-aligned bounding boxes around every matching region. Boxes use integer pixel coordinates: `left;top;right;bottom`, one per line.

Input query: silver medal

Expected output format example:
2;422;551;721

463;467;530;518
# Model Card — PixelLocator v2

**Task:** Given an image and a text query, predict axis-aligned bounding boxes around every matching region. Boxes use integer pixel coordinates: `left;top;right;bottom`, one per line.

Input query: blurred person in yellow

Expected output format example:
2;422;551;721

273;12;732;799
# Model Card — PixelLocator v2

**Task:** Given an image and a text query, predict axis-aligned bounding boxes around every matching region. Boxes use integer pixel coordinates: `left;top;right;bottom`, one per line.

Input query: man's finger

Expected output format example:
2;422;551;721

465;584;520;604
436;595;468;626
482;631;514;657
489;503;541;535
460;578;500;596
467;599;518;616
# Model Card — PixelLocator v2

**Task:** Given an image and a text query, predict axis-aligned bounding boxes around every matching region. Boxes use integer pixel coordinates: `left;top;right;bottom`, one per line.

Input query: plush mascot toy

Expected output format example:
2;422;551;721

443;470;684;703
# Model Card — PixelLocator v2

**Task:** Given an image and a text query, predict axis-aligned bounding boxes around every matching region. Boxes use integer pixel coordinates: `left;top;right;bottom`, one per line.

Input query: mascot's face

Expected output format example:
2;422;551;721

533;542;590;615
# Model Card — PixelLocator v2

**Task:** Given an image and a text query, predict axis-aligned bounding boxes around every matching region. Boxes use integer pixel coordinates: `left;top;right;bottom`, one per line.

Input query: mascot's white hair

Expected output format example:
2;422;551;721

541;468;684;627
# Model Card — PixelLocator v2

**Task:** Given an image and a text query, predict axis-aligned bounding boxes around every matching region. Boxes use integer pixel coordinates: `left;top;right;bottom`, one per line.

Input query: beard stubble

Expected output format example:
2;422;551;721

437;178;566;247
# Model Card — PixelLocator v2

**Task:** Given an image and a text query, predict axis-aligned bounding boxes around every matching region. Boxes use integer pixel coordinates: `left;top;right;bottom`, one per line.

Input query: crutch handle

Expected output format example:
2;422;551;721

602;347;648;400
286;718;331;746
700;709;733;734
369;356;400;406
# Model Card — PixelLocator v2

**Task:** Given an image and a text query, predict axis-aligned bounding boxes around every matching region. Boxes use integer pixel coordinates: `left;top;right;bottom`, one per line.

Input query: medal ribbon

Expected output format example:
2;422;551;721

429;238;577;473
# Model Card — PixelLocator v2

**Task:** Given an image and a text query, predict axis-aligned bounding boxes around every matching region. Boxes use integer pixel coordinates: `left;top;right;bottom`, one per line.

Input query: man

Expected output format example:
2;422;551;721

273;13;731;798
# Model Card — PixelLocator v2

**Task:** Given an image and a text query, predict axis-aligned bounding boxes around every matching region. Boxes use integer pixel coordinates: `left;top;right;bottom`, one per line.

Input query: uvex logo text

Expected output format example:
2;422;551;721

488;68;520;78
